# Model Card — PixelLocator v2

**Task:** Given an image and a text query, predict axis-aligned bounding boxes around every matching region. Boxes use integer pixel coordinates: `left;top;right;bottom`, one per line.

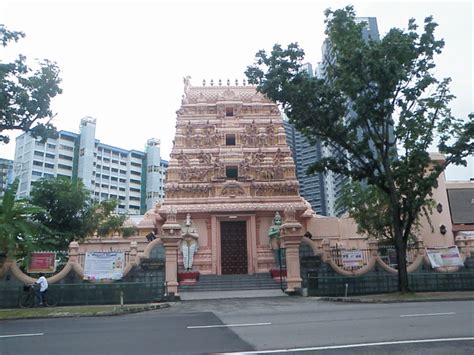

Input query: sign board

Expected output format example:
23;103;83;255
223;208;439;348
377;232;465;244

84;252;125;281
426;246;464;268
28;252;56;273
341;250;364;268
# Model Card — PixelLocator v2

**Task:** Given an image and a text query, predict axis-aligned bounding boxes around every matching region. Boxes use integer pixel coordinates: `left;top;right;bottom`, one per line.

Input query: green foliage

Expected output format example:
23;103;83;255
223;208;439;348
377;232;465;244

121;226;138;238
0;24;62;144
337;181;426;243
30;178;133;249
30;177;94;250
96;214;127;237
246;6;473;291
0;180;44;257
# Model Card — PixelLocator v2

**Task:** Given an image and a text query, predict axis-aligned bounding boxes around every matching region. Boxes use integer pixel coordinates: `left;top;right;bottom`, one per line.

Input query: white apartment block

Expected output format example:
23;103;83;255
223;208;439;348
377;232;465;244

13;117;168;214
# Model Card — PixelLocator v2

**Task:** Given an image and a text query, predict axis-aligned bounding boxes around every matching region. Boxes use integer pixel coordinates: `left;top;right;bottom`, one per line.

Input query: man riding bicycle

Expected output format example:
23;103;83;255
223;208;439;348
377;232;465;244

33;273;48;306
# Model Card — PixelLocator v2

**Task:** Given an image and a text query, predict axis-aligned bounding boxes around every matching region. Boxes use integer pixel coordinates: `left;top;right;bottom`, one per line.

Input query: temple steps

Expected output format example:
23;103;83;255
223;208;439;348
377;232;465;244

178;273;286;293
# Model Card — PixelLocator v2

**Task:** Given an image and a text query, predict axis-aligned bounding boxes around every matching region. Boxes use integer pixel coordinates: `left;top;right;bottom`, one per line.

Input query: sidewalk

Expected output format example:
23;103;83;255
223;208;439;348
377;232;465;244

319;291;474;303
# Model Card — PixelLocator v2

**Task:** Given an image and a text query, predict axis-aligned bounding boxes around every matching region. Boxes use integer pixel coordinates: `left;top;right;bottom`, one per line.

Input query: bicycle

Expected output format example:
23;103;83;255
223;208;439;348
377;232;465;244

19;285;58;308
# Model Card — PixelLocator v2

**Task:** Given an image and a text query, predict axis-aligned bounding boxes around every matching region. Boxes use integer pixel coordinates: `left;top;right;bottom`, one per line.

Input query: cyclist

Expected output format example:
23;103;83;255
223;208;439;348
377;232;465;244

33;273;48;306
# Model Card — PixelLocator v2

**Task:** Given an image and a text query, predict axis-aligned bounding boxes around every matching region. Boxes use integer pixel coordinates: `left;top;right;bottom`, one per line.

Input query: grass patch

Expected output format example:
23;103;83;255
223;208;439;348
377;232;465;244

0;305;129;320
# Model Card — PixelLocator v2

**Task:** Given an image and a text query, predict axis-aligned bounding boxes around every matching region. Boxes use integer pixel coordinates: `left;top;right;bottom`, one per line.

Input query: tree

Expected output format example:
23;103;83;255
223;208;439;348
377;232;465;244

30;177;135;250
30;177;95;250
246;6;473;292
0;25;62;144
0;180;44;258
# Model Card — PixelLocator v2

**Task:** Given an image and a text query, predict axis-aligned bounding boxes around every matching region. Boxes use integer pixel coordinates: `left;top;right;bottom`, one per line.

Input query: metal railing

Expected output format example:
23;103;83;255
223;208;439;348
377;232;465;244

307;272;474;297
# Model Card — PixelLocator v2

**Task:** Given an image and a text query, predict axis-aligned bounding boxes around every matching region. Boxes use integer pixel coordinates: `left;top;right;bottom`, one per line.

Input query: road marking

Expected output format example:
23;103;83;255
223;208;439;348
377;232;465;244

0;333;44;339
187;322;272;329
223;337;474;354
400;312;456;317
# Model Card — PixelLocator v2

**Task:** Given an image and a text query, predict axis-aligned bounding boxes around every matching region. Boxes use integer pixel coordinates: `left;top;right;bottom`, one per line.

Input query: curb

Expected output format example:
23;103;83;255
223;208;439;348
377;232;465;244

319;297;474;304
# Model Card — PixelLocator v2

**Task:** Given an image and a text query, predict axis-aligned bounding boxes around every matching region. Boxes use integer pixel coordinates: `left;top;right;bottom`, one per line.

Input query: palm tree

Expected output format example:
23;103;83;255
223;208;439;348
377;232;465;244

0;180;44;258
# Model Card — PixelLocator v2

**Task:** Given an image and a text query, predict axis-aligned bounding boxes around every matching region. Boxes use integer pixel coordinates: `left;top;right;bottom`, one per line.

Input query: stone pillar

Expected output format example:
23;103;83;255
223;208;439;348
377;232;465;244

160;207;183;297
68;241;79;263
280;205;304;293
129;241;138;264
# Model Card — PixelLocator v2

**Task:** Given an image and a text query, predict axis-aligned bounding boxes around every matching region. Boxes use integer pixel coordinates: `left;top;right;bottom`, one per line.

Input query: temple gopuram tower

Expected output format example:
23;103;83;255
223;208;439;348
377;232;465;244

159;78;311;279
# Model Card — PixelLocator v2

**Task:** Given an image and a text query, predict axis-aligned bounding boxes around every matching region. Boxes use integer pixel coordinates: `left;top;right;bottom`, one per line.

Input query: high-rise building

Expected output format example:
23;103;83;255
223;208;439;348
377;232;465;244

13;117;168;214
282;62;327;215
283;119;327;215
315;16;381;216
0;158;14;196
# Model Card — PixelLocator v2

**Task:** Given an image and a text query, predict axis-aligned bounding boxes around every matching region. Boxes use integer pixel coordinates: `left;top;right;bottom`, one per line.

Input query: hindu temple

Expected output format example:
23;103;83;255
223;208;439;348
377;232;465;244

154;78;313;295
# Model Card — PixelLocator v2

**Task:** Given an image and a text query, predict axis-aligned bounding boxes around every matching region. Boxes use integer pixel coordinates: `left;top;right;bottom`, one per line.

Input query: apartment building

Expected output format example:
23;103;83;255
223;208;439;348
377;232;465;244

13;117;168;214
0;158;14;196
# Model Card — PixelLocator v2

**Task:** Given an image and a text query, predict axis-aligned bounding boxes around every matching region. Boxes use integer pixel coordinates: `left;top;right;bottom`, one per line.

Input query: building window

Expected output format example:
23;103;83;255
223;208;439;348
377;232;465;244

58;164;72;171
59;154;73;161
226;166;238;179
225;134;236;146
226;107;234;117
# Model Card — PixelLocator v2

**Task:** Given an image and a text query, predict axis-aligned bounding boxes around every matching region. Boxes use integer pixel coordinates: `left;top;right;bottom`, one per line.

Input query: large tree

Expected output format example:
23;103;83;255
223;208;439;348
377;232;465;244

246;6;473;292
0;25;62;144
0;180;44;258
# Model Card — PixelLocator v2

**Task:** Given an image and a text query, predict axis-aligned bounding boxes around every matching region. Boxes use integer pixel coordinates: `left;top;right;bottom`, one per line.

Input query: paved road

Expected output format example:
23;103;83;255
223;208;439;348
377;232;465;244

1;297;473;354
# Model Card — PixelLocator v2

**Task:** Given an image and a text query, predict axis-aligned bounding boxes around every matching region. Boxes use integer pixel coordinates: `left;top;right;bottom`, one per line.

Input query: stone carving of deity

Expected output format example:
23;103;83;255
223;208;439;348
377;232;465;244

177;150;190;167
185;121;193;137
268;212;285;267
198;151;213;164
238;154;252;178
180;213;199;271
252;148;265;165
273;148;285;166
213;156;225;178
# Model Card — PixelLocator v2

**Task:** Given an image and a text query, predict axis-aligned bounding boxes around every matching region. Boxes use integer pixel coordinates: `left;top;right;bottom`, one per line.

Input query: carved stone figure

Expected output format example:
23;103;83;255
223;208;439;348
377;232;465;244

198;151;213;164
274;148;285;165
252;148;265;165
177;150;190;166
213;156;225;178
180;213;199;271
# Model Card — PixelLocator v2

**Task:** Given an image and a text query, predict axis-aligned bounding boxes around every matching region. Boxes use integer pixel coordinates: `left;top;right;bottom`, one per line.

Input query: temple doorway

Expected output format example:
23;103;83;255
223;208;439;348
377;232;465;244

220;221;248;274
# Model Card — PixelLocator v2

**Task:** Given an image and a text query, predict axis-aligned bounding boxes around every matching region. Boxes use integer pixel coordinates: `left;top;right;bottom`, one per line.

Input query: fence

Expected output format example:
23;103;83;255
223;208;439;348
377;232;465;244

307;272;474;297
0;281;165;308
328;245;421;271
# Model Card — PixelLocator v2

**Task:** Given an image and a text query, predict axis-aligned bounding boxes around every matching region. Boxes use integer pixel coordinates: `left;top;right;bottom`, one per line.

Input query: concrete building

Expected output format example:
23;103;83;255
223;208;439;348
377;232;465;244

0;158;14;196
283;119;327;215
13;117;168;214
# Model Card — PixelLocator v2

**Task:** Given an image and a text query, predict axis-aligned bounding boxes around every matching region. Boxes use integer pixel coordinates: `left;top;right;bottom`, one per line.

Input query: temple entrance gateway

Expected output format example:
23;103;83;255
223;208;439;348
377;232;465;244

220;221;248;274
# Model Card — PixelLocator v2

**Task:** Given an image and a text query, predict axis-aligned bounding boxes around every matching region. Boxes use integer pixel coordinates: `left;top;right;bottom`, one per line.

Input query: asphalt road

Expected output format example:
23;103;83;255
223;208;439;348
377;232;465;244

1;297;473;354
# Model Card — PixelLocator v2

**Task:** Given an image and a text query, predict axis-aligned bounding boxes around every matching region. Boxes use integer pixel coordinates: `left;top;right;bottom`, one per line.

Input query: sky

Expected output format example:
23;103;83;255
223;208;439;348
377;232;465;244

0;0;472;180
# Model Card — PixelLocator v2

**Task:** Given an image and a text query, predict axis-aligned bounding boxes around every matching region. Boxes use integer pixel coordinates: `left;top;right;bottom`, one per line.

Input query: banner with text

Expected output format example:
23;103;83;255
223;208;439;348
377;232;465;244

341;250;364;268
426;246;464;268
28;252;56;273
84;252;125;281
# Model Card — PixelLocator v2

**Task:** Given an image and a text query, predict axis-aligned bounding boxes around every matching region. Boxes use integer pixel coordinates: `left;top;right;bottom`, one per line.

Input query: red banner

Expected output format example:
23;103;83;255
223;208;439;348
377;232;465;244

28;252;56;273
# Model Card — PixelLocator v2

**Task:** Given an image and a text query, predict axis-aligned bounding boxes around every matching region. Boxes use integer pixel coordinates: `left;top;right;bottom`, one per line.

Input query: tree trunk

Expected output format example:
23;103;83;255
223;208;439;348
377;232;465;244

394;235;410;293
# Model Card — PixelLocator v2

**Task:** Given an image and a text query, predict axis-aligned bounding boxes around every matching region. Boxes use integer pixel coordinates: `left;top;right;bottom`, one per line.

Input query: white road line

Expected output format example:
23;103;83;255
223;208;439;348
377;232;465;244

400;312;456;317
187;322;272;329
0;333;44;339
223;337;474;354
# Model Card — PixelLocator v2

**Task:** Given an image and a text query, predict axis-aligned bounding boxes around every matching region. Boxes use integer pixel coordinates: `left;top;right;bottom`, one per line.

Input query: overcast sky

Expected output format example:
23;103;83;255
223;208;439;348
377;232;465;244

0;0;472;180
